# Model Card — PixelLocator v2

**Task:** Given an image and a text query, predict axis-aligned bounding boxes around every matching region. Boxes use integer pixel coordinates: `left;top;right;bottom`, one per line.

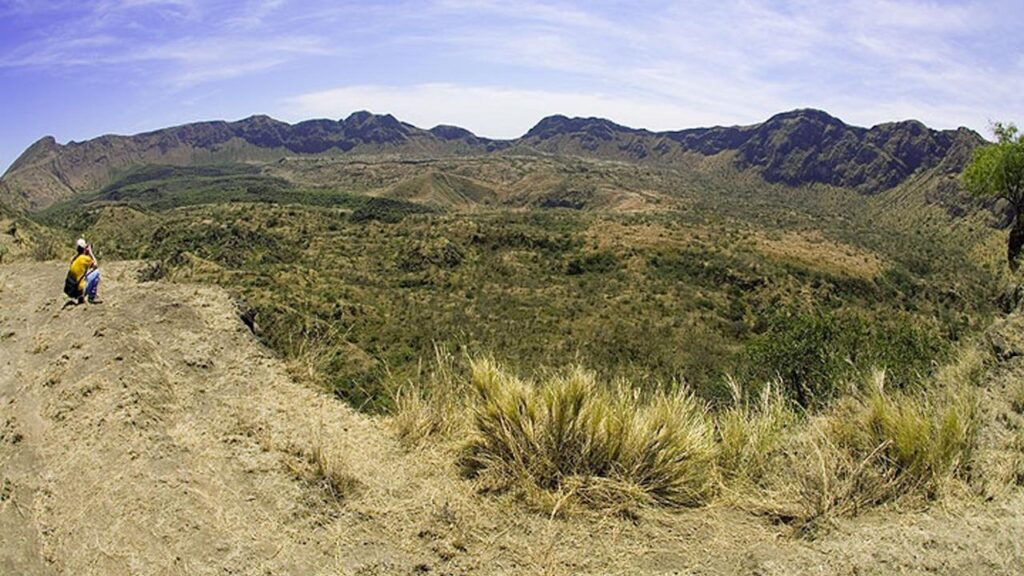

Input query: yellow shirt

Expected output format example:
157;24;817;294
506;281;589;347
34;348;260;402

69;254;94;291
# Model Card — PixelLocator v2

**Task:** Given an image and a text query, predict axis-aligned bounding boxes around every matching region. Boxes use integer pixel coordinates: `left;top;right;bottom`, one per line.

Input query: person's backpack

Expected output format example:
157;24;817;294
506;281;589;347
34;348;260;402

63;265;82;299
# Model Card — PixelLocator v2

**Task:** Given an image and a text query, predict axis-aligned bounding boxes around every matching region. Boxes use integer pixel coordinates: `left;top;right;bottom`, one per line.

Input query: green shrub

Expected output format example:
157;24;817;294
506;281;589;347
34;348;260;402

565;250;618;275
350;197;434;223
744;309;945;408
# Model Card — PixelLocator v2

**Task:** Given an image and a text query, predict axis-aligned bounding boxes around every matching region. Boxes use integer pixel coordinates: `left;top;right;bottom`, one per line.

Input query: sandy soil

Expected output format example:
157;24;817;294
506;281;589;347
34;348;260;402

1;261;1022;575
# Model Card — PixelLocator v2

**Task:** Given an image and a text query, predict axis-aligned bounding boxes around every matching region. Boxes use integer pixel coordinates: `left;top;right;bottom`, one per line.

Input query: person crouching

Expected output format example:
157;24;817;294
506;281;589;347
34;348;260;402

64;238;102;304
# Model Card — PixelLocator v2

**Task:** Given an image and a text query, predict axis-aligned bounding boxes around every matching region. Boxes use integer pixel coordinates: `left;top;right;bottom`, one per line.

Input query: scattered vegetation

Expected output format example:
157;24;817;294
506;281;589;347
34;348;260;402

35;156;1000;411
9;148;1019;540
383;346;989;530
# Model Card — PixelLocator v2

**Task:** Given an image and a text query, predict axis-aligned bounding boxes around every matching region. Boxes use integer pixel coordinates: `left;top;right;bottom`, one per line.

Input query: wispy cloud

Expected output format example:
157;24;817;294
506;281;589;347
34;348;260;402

227;0;286;29
0;31;329;86
0;0;331;86
0;0;1021;174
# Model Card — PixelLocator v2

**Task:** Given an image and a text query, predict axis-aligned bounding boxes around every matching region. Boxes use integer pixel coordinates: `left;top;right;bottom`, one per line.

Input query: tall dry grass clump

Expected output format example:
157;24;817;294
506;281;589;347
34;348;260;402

389;342;993;528
459;359;717;509
389;345;468;444
716;377;797;489
830;370;979;497
784;369;980;531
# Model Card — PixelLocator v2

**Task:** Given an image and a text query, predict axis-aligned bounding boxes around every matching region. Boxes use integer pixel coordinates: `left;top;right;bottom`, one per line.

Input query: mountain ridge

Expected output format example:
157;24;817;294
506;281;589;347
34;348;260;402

1;108;984;211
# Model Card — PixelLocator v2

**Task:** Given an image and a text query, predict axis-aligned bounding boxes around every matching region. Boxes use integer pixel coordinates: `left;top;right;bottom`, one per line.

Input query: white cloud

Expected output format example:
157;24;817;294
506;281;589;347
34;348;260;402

0;28;329;87
284;83;751;138
2;0;1020;136
228;0;286;29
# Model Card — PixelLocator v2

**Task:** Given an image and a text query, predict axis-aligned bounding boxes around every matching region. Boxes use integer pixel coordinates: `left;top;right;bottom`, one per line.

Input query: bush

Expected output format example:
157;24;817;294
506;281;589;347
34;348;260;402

565;250;617;275
744;309;945;408
459;359;718;509
350;197;434;223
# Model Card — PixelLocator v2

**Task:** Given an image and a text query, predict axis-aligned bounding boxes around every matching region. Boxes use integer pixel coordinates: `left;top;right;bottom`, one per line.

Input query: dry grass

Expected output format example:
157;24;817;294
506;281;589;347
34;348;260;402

243;398;361;502
1010;380;1024;415
778;369;980;533
716;377;796;488
781;422;898;535
459;359;718;510
389;345;468;445
933;343;989;391
390;343;994;533
303;406;362;500
752;229;886;279
827;371;979;496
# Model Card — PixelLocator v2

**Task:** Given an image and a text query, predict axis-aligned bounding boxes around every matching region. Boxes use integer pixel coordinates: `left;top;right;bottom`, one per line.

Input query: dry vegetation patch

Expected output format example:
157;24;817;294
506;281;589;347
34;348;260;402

391;344;999;534
753;229;886;279
460;359;718;511
583;220;689;251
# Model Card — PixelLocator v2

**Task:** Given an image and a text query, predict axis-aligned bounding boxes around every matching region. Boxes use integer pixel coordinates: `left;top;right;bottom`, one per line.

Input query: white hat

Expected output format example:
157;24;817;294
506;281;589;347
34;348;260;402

76;238;88;249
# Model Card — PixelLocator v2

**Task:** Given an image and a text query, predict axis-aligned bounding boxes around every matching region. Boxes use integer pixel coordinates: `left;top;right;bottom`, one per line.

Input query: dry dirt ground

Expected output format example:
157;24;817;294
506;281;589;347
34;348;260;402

1;261;1023;575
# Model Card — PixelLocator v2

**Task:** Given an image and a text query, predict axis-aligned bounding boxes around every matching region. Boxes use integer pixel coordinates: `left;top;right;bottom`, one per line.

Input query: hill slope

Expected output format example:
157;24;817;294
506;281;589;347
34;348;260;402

2;261;1023;575
0;113;504;211
1;109;983;211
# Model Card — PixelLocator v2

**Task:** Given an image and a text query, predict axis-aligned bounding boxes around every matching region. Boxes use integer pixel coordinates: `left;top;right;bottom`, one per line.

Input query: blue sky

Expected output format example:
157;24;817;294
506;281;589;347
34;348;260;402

1;0;1021;172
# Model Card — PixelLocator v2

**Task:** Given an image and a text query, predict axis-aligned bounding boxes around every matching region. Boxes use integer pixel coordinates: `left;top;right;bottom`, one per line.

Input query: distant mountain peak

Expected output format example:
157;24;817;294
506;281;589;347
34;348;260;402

0;108;984;212
6;135;59;174
524;115;640;141
767;108;847;125
429;125;476;140
241;114;276;122
344;110;375;123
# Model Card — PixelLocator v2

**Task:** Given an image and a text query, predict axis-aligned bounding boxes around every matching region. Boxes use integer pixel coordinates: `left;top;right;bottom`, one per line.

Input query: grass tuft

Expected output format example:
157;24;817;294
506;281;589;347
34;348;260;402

390;344;468;445
783;369;980;533
392;345;993;530
828;370;979;497
717;377;797;488
459;359;717;509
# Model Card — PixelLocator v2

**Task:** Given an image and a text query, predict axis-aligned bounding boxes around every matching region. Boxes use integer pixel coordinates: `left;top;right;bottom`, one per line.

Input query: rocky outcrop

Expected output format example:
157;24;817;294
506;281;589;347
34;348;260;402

522;109;984;193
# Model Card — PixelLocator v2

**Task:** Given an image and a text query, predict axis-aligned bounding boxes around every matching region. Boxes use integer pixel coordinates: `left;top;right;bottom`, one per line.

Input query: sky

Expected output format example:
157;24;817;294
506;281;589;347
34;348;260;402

0;0;1022;172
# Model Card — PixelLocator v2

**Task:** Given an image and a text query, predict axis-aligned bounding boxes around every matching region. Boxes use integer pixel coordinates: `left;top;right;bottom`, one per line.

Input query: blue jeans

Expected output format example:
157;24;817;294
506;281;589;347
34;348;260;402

85;269;100;299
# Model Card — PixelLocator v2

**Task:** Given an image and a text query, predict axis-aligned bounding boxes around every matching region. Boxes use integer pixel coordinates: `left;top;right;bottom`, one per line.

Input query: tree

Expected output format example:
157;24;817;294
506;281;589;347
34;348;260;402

963;122;1024;269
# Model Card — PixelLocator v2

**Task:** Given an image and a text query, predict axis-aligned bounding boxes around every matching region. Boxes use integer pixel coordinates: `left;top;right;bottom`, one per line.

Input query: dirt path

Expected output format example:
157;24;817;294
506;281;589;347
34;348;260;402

1;261;1022;575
